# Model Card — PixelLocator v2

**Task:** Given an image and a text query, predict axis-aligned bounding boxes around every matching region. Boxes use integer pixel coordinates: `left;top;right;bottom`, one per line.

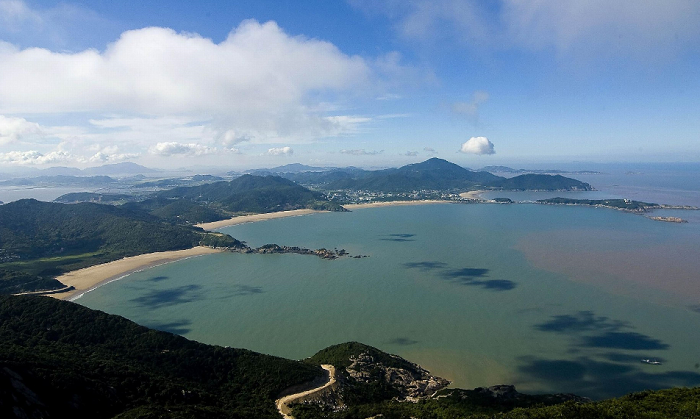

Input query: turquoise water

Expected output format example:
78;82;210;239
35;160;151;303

77;203;700;399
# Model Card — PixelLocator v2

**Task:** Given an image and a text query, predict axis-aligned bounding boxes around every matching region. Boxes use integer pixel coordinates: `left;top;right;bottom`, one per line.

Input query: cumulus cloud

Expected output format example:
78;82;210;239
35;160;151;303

88;145;139;163
0;19;372;147
0;149;73;165
267;146;293;156
340;149;383;156
460;137;495;155
451;91;489;125
0;115;43;144
149;142;215;157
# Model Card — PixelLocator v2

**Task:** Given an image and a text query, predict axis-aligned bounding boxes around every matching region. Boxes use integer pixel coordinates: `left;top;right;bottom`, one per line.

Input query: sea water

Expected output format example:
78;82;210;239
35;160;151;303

77;202;700;399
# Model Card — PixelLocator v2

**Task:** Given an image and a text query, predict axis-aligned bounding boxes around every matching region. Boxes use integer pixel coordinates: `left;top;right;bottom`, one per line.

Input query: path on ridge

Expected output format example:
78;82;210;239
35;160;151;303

275;364;336;419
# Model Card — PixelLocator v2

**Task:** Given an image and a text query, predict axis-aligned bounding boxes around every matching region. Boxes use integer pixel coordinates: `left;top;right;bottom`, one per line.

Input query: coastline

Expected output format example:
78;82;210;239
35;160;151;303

52;198;473;301
344;200;451;210
459;190;486;200
51;246;223;301
195;209;322;230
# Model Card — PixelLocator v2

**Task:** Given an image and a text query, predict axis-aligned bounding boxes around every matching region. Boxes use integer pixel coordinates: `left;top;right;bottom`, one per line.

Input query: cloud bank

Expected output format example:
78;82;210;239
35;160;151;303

0;17;383;165
460;136;495;155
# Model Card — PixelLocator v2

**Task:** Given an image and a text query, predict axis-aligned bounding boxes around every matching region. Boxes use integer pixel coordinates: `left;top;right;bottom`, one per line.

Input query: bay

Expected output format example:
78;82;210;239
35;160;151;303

77;203;700;399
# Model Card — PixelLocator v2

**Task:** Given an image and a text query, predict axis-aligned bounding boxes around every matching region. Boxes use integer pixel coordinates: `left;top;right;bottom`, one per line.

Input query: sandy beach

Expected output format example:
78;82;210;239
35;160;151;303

195;209;322;230
51;246;223;301
344;200;450;210
459;190;486;200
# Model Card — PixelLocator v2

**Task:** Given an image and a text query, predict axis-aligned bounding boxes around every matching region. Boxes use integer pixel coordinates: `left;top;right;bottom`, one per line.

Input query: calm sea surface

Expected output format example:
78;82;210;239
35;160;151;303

77;200;700;399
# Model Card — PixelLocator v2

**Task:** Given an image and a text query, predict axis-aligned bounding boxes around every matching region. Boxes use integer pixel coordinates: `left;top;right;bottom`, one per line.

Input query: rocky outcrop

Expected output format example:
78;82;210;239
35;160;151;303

345;352;450;400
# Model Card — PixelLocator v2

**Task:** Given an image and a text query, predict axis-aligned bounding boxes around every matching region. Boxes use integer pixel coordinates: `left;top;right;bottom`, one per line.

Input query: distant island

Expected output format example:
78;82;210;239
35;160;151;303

536;198;698;222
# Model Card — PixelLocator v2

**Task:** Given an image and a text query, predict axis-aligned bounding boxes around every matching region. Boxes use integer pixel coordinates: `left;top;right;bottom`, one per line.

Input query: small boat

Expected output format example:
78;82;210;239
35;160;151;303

641;358;662;365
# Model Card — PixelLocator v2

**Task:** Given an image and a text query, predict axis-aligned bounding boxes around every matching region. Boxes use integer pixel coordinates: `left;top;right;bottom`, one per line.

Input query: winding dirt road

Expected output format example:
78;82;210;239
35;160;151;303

275;364;336;419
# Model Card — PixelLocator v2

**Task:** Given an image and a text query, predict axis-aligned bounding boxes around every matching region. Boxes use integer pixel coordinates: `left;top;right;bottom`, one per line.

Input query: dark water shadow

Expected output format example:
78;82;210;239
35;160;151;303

582;332;669;351
403;261;448;271
442;268;490;278
143;319;192;335
602;352;667;364
517;355;700;399
688;304;700;314
535;311;630;333
386;337;419;346
130;284;203;309
380;233;416;242
232;284;264;296
148;276;169;282
470;279;517;291
440;267;517;291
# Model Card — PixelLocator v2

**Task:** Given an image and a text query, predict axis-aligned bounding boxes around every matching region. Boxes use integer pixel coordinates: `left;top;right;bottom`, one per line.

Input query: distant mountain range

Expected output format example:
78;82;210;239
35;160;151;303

0;162;158;179
279;158;592;192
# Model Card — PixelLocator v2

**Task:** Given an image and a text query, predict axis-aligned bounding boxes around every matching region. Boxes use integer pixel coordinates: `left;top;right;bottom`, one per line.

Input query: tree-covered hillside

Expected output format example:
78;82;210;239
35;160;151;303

119;174;345;224
0;295;322;418
0;199;241;294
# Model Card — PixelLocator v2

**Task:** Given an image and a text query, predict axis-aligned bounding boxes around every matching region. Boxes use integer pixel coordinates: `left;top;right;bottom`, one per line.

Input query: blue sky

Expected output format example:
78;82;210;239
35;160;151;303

0;0;698;170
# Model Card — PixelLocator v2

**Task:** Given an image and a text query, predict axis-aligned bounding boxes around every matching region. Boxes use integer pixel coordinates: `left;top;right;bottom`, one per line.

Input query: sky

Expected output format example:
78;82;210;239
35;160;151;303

0;0;699;170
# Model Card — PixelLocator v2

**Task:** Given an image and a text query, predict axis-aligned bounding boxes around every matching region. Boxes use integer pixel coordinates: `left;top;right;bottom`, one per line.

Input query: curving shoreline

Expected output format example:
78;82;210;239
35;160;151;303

49;200;460;301
51;246;223;301
195;209;322;230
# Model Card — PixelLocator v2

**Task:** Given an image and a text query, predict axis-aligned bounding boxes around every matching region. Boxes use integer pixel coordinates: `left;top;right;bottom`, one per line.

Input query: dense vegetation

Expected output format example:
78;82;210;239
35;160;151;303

0;199;241;294
1;298;698;418
489;174;591;191
293;387;700;419
117;174;345;224
537;197;660;212
0;295;323;418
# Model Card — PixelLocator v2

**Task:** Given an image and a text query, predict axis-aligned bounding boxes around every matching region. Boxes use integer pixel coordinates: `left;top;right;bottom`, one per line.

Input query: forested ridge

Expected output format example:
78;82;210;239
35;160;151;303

0;199;240;294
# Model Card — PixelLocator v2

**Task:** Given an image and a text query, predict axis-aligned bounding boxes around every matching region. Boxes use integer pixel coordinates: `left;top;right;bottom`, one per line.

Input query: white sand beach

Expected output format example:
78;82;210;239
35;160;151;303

51;246;223;301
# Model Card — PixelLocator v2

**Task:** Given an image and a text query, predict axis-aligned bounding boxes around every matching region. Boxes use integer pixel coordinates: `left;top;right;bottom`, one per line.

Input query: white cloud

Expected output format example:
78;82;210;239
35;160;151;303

340;149;383;156
0;115;43;144
0;19;372;146
460;137;495;155
149;142;215;157
267;146;293;156
0;149;73;165
88;145;140;163
451;90;489;125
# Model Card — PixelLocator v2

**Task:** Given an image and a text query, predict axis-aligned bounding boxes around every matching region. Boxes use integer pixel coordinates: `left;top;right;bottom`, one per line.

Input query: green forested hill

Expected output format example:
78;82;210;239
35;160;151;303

118;174;345;224
489;174;592;191
324;158;501;191
155;174;344;213
0;199;240;293
0;295;322;419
